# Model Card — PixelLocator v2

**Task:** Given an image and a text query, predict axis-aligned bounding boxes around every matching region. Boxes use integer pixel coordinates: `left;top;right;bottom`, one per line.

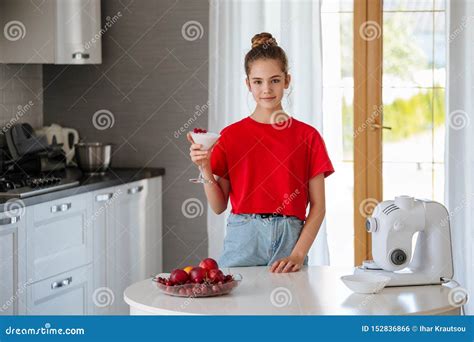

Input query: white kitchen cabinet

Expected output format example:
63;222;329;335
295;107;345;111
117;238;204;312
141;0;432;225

26;264;93;315
0;0;101;64
1;175;162;316
26;192;93;283
91;186;117;315
114;179;150;314
144;177;163;279
0;209;27;315
92;177;163;315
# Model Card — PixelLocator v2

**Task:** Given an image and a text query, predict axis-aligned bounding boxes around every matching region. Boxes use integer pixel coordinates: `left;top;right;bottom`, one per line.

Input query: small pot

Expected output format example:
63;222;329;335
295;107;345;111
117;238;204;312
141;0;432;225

74;142;113;175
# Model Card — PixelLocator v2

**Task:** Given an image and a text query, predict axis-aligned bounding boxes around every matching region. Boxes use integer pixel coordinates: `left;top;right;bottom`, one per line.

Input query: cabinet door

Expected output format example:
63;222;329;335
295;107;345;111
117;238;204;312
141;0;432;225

91;186;117;315
55;0;102;64
0;0;55;63
114;180;148;314
145;177;163;277
27;193;92;282
0;210;26;315
26;264;93;315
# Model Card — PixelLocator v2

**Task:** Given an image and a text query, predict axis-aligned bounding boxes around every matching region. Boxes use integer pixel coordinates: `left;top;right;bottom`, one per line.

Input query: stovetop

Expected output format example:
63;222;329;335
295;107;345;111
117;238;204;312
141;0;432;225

0;171;80;198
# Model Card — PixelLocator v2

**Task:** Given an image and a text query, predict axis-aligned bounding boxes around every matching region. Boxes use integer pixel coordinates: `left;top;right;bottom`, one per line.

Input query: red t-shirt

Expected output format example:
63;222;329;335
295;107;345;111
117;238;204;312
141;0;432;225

210;116;334;221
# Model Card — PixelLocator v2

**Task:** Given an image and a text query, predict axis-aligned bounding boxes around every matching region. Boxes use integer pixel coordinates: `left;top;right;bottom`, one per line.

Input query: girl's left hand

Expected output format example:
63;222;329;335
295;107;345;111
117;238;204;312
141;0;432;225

270;254;304;273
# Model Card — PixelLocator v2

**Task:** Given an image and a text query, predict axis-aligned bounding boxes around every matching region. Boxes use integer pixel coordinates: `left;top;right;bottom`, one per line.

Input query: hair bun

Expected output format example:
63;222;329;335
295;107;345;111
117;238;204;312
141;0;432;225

251;32;278;49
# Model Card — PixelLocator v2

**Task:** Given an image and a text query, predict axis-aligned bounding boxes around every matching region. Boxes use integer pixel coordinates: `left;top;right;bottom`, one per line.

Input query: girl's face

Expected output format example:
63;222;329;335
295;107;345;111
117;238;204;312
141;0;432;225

246;59;290;111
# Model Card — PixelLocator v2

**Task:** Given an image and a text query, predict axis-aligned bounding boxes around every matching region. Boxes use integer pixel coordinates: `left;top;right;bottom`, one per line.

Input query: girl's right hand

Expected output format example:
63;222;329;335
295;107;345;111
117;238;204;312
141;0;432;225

187;132;212;169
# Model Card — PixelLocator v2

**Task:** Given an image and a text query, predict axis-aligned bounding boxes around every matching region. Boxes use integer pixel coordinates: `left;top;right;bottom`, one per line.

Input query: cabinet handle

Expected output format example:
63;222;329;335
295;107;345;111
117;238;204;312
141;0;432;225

50;202;72;213
96;193;113;202
127;186;143;195
0;216;20;225
72;52;90;60
51;276;72;290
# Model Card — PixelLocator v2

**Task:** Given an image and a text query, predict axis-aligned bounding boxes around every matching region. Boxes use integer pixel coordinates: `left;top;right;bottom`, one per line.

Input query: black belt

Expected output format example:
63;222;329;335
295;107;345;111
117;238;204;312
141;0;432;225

255;213;284;219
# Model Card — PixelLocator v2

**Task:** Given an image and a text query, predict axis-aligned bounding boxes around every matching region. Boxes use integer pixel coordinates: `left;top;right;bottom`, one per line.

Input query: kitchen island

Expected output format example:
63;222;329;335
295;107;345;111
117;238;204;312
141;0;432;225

124;266;461;315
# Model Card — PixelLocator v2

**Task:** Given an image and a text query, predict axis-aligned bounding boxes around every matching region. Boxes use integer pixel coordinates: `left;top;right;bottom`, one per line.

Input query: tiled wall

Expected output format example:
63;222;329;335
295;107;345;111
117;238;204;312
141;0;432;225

43;0;210;272
0;64;43;132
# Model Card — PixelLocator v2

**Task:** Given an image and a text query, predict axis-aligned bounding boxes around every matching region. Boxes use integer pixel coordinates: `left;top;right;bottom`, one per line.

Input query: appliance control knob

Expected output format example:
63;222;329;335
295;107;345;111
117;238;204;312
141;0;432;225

365;217;378;233
390;249;407;266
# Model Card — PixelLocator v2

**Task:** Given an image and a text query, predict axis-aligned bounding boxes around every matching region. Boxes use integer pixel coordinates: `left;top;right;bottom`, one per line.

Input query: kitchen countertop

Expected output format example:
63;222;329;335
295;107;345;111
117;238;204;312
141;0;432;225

0;167;165;212
124;266;461;315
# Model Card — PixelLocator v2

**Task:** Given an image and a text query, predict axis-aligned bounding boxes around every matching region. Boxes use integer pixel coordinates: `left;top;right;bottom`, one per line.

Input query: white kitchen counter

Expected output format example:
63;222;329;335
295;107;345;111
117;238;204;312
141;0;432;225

124;266;461;315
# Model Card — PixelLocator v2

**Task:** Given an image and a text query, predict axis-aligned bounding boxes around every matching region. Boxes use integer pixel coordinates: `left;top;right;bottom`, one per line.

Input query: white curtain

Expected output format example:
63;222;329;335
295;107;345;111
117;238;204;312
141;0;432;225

446;0;474;315
207;0;329;265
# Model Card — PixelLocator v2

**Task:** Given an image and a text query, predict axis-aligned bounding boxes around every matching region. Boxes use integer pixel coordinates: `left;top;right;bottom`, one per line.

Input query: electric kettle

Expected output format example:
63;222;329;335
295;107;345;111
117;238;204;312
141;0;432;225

35;124;79;165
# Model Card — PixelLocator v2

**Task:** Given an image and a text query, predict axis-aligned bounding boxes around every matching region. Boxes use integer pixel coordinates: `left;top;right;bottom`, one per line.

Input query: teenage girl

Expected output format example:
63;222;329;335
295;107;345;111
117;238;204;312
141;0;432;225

188;32;334;273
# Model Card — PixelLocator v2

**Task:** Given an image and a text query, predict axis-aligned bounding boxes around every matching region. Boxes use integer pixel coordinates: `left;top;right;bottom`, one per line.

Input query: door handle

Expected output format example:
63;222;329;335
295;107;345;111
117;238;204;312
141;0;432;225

369;123;392;130
72;52;90;60
127;186;143;195
0;216;20;225
51;276;72;289
50;202;72;213
96;193;113;202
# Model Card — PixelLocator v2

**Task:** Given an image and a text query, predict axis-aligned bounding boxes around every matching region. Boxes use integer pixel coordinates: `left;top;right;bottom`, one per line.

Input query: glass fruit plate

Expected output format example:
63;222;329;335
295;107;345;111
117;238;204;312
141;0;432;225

151;273;243;297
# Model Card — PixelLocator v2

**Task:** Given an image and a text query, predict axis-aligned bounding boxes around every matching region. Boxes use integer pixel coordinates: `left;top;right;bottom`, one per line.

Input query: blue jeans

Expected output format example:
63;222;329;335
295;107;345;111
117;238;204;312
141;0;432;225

218;213;309;267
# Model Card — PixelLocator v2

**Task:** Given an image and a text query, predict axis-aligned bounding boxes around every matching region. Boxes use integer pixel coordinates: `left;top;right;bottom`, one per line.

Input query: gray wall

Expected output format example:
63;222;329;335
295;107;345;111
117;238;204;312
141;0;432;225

43;0;210;272
0;64;43;131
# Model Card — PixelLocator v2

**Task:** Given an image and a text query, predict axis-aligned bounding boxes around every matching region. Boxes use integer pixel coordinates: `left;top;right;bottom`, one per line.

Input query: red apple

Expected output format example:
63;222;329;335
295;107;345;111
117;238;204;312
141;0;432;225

189;267;207;283
170;269;189;285
207;269;225;283
199;258;219;272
